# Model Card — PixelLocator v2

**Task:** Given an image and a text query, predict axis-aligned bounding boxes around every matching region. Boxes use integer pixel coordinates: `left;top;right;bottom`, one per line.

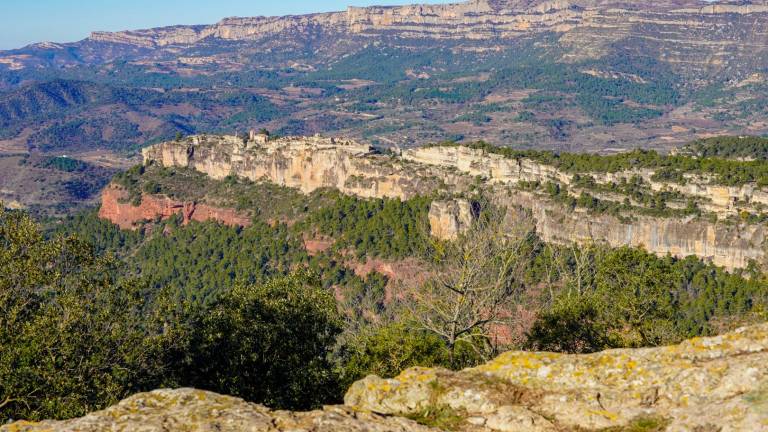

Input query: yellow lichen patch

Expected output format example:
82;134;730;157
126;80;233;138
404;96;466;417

588;409;620;421
365;380;393;393
476;351;555;375
595;354;618;367
3;421;51;432
396;367;438;384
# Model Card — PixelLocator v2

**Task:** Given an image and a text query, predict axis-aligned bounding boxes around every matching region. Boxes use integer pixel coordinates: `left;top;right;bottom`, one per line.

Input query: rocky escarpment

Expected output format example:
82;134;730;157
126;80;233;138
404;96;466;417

79;0;768;78
89;13;347;47
7;323;768;431
428;200;477;241
407;145;768;269
132;135;768;270
141;134;457;199
404;145;768;218
511;191;766;271
6;0;768;93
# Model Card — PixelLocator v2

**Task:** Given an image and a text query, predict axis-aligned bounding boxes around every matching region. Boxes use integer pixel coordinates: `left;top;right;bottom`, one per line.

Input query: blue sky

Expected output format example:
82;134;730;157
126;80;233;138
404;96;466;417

0;0;455;50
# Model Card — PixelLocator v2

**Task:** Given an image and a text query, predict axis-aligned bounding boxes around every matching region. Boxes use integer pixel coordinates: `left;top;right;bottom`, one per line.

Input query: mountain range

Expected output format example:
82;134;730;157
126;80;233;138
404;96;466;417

3;0;768;213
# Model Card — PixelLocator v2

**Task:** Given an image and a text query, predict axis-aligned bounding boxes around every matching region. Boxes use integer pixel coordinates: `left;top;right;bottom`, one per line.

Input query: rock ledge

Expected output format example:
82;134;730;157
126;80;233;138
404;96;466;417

3;388;437;432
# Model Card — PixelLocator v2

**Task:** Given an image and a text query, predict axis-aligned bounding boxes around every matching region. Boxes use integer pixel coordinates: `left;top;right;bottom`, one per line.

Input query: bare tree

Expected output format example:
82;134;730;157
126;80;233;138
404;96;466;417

408;207;536;365
557;242;600;298
540;243;563;305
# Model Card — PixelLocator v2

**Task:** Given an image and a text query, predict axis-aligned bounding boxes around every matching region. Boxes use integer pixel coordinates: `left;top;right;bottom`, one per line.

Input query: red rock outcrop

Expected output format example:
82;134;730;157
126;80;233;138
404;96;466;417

98;185;252;230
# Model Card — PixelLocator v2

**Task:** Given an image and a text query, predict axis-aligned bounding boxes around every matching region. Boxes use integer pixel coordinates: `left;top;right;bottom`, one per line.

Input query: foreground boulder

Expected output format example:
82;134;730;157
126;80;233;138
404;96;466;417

346;323;768;431
2;388;437;432
5;324;768;431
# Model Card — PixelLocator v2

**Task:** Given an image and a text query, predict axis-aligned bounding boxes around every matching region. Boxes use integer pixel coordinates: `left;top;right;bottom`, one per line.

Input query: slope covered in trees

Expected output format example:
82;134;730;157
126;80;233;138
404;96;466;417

5;160;767;423
0;207;346;420
681;135;768;160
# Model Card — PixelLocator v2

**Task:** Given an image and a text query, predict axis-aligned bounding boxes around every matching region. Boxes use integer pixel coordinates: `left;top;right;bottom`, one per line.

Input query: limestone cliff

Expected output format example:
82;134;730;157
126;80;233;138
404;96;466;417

88;0;759;48
141;134;452;199
126;135;768;270
7;323;768;431
513;191;766;270
404;145;768;218
79;0;768;78
429;200;477;241
405;145;768;269
90;13;346;48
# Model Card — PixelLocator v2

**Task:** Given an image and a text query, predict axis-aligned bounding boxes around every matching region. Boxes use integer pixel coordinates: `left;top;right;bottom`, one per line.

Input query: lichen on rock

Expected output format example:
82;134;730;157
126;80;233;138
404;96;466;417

345;323;768;431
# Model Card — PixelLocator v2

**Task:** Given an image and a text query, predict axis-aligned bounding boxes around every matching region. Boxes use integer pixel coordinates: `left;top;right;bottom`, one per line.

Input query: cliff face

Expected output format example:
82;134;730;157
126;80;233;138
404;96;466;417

141;135;452;200
87;0;759;46
428;200;477;241
98;184;252;230
77;0;768;77
131;135;768;270
512;192;766;270
89;13;347;48
408;146;768;269
8;323;768;431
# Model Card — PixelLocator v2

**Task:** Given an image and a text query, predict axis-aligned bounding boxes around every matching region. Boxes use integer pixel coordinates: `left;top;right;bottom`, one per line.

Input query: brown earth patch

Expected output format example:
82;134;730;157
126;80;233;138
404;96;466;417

0;128;32;153
123;111;165;132
304;236;335;255
148;103;202;117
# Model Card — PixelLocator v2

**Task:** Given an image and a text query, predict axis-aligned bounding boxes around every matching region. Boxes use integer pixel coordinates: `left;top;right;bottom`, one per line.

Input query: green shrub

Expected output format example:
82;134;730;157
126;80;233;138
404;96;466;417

0;208;162;421
165;272;344;410
338;323;452;385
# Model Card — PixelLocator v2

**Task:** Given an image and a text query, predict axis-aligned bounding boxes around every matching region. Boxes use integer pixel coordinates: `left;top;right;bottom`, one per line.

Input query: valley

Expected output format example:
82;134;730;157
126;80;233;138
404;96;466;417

0;150;124;216
3;1;768;430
